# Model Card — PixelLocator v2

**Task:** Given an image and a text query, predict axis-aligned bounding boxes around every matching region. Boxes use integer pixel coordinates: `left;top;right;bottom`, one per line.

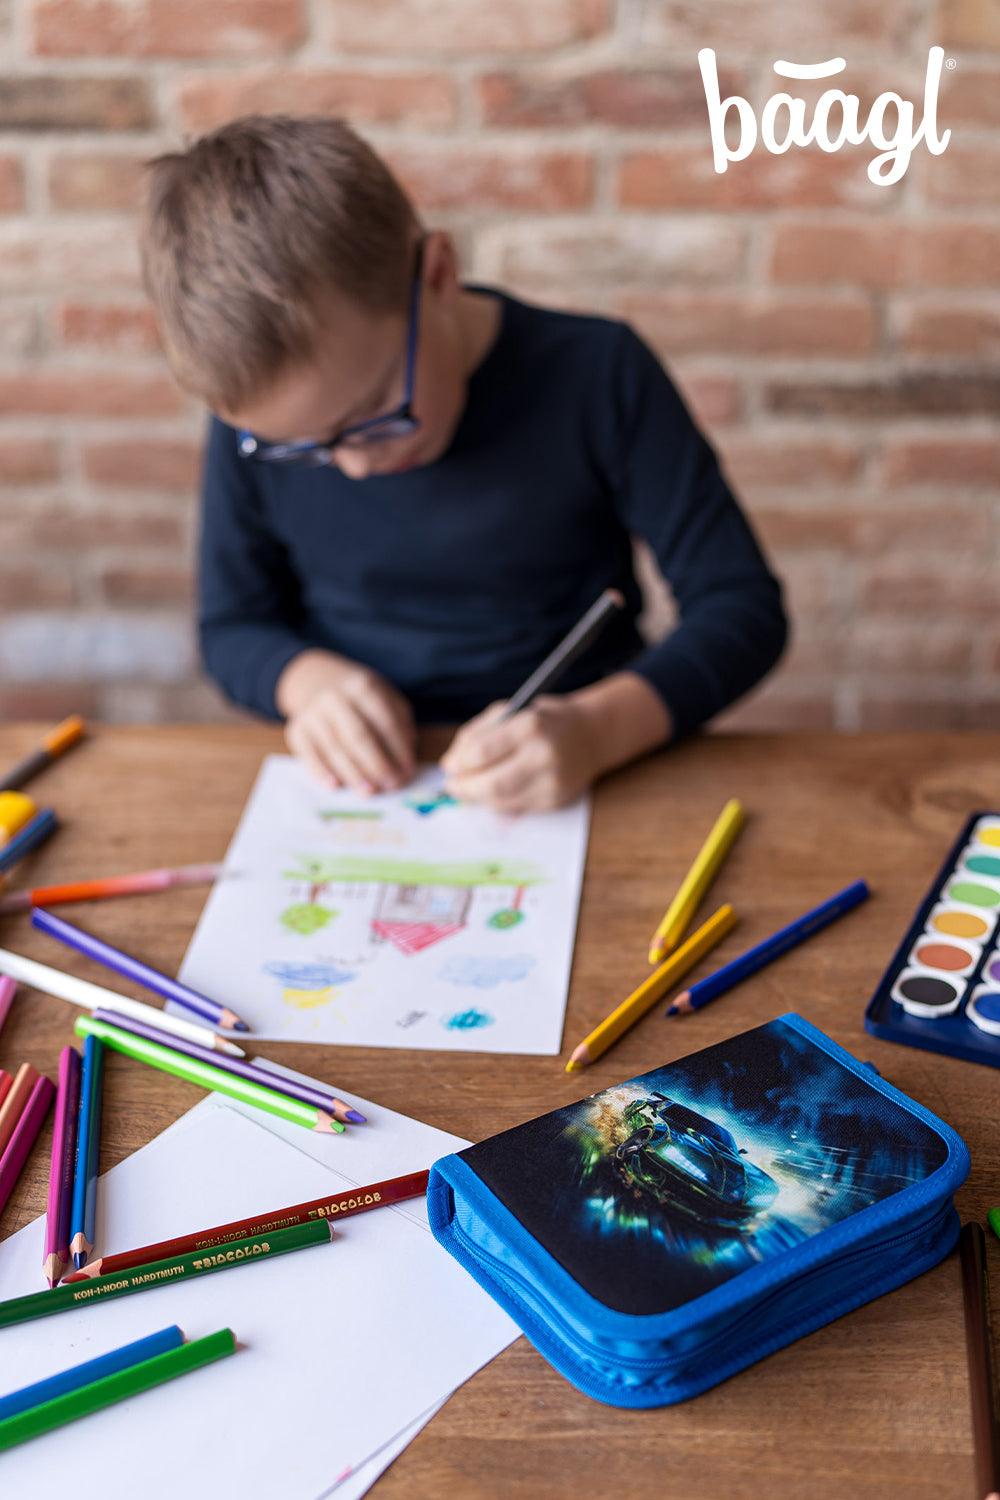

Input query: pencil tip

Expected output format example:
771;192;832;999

232;1020;250;1032
344;1109;366;1123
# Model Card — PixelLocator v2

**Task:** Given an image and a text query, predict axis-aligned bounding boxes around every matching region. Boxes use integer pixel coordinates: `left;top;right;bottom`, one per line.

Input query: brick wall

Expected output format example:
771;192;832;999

0;0;997;730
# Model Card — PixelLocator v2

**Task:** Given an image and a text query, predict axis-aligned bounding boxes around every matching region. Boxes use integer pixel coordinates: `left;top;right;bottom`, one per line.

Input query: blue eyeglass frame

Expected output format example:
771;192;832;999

237;238;425;467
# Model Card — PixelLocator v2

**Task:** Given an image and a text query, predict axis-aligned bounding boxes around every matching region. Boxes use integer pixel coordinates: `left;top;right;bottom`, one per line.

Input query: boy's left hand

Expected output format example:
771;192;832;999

440;672;673;814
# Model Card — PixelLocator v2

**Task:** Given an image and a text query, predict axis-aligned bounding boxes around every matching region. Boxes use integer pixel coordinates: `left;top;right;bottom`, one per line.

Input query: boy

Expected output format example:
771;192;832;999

141;116;787;814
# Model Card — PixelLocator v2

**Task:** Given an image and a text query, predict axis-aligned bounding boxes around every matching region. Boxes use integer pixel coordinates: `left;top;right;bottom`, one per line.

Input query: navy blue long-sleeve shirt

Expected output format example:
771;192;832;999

198;289;787;734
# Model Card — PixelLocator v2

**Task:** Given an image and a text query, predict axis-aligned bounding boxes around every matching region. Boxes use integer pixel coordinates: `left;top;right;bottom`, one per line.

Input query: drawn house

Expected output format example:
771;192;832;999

370;883;473;956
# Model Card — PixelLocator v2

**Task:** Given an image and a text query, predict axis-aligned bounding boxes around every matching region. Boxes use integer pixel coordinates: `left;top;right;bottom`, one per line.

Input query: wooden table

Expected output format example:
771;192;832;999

1;725;997;1499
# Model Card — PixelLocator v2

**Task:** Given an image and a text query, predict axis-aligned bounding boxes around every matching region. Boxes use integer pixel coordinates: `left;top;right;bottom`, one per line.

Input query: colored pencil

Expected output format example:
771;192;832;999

0;861;223;914
44;1046;81;1287
0;809;59;875
0;1061;41;1159
0;792;36;845
75;1014;344;1134
567;904;737;1071
68;1168;430;1280
32;906;249;1032
959;1222;1000;1500
0;973;15;1034
89;1008;361;1126
648;799;744;964
0;1325;184;1421
0;1328;235;1451
0;1075;55;1217
70;1033;104;1269
252;1057;366;1124
667;880;872;1016
499;588;624;721
0;1220;335;1328
0;946;246;1057
0;1070;11;1110
0;715;86;794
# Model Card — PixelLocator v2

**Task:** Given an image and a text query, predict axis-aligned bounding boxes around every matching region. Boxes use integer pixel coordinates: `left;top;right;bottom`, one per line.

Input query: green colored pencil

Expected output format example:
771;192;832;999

0;1218;334;1329
0;1328;235;1451
74;1015;344;1134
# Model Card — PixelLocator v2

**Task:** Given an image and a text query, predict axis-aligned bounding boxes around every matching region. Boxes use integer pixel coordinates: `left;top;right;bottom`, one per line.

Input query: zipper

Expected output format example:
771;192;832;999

448;1197;954;1376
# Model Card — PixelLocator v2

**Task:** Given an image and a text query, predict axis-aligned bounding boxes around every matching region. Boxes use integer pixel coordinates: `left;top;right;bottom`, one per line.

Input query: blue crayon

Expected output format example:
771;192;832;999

666;879;871;1016
0;1326;183;1422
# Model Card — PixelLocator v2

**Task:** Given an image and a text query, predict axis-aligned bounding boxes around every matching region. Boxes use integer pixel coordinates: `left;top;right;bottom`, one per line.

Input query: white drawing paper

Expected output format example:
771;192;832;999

0;1091;518;1500
178;755;590;1054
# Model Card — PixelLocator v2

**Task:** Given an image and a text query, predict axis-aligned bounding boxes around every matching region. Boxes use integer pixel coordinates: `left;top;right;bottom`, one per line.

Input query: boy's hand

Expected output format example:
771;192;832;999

277;649;417;795
441;673;672;814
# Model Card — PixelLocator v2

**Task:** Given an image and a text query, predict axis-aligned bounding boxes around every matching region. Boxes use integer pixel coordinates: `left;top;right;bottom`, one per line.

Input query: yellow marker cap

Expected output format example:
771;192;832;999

0;791;36;842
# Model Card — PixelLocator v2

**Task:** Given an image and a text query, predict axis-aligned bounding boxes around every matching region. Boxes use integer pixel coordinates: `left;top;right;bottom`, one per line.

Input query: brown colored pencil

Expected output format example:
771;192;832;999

65;1167;430;1281
0;1063;40;1159
959;1222;1000;1500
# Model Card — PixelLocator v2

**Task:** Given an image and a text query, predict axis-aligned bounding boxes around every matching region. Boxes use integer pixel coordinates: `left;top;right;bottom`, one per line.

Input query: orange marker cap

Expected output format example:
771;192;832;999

43;715;87;755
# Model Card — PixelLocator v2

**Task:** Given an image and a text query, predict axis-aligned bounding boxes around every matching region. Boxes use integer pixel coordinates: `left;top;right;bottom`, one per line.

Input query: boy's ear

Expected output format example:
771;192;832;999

421;231;460;303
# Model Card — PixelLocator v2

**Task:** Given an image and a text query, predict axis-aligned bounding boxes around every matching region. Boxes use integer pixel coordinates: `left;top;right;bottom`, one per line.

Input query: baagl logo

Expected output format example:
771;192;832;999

699;46;951;186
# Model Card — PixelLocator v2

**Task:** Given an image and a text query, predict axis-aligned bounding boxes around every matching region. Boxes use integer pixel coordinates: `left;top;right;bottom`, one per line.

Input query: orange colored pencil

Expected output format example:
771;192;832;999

0;862;223;913
0;1063;41;1159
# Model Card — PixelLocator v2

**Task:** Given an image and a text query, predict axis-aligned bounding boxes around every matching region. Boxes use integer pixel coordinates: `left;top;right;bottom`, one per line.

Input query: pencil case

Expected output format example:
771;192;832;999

427;1013;969;1407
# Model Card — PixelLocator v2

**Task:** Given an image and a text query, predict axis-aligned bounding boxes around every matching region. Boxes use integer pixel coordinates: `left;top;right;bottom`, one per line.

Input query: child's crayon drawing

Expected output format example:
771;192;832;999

178;757;591;1054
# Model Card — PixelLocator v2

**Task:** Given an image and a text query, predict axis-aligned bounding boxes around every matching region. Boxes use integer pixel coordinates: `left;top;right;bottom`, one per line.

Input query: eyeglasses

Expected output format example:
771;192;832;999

237;239;424;467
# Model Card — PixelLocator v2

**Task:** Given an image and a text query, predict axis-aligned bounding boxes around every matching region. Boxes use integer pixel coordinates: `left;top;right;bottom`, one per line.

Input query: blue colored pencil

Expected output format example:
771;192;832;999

70;1033;105;1269
0;1326;183;1422
0;809;59;874
666;879;871;1016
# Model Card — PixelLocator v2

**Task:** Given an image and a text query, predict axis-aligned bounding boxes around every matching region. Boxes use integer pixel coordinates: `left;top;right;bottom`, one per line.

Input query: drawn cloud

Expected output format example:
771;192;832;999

439;954;536;989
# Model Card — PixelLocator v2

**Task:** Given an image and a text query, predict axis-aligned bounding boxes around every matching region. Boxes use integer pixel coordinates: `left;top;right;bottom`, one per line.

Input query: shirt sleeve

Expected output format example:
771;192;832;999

602;324;788;739
198;417;311;720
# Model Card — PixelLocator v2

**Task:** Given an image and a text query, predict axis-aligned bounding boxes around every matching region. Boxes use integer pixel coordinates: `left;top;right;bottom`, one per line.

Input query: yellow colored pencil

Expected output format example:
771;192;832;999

648;799;744;964
567;904;737;1071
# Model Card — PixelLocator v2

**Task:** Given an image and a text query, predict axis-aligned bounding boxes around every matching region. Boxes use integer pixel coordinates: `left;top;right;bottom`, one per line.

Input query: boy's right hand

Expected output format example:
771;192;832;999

276;649;417;796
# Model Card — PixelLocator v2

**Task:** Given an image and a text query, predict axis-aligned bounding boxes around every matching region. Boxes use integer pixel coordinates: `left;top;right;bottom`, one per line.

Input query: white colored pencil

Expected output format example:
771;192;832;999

0;947;246;1057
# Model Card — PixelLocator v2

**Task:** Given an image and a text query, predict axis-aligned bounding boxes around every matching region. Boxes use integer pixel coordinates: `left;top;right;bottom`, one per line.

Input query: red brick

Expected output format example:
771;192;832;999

494;221;746;289
671;370;742;428
718;438;862;487
55;302;160;354
478;65;744;129
755;509;859;553
939;66;1000;126
32;0;304;58
768;222;907;289
860;561;997;616
0;304;39;358
639;0;916;50
0;75;152;128
856;696;971;732
386;148;593;211
0;371;183;416
754;502;992;555
329;0;608;55
99;565;193;606
0;684;98;720
618;147;882;211
766;373;1000;417
177;69;456;133
898;301;1000;356
0;157;24;212
0;439;59;484
938;0;1000;48
0;501;185;551
883;439;1000;487
83;440;200;490
914;224;1000;286
0;563;76;608
847;621;973;675
48;152;145;211
714;692;836;733
924;145;1000;208
0;223;140;288
621;292;876;357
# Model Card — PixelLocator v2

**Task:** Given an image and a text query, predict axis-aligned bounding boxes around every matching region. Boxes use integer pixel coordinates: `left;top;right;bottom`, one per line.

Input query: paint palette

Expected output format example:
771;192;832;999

866;812;1000;1067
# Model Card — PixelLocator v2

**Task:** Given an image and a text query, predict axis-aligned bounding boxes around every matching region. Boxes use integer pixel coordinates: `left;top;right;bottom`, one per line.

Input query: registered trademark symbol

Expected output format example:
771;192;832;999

945;57;957;68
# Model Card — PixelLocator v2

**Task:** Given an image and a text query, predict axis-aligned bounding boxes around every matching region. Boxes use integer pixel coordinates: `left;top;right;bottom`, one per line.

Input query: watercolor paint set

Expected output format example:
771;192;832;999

866;811;1000;1066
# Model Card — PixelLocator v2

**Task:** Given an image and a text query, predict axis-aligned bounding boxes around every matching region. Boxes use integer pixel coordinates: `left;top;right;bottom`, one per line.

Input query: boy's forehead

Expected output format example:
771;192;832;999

220;294;403;441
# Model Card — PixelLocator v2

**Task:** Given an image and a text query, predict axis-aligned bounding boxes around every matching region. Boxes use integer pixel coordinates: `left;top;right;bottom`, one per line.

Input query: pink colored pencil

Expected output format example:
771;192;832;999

0;974;15;1034
43;1047;81;1287
0;1074;55;1216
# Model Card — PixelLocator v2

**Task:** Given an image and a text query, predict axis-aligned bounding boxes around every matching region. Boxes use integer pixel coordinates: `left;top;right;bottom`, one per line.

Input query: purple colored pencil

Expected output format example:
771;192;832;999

31;906;249;1033
90;1008;365;1124
0;1074;55;1217
44;1046;81;1287
0;975;15;1035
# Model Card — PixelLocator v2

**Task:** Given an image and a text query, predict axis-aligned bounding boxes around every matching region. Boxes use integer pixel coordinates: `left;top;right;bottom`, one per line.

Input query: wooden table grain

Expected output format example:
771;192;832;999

1;724;997;1499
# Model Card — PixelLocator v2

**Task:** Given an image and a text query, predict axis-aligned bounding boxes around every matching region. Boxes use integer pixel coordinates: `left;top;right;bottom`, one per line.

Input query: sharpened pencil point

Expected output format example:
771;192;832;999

566;1044;590;1072
232;1020;250;1032
345;1109;366;1123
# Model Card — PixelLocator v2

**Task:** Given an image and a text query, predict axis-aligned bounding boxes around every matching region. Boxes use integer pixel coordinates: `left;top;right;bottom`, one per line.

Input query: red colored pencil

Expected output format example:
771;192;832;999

65;1168;430;1281
0;974;15;1034
0;1062;40;1159
0;1070;11;1110
0;862;222;914
0;1075;55;1216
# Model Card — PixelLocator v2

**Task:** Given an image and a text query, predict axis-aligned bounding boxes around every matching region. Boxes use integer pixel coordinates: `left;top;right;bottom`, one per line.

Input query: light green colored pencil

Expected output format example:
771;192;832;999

74;1015;344;1133
0;1328;236;1451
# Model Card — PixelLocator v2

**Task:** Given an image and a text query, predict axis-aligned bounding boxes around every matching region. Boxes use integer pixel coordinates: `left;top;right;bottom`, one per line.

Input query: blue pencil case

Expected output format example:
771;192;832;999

428;1013;969;1407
